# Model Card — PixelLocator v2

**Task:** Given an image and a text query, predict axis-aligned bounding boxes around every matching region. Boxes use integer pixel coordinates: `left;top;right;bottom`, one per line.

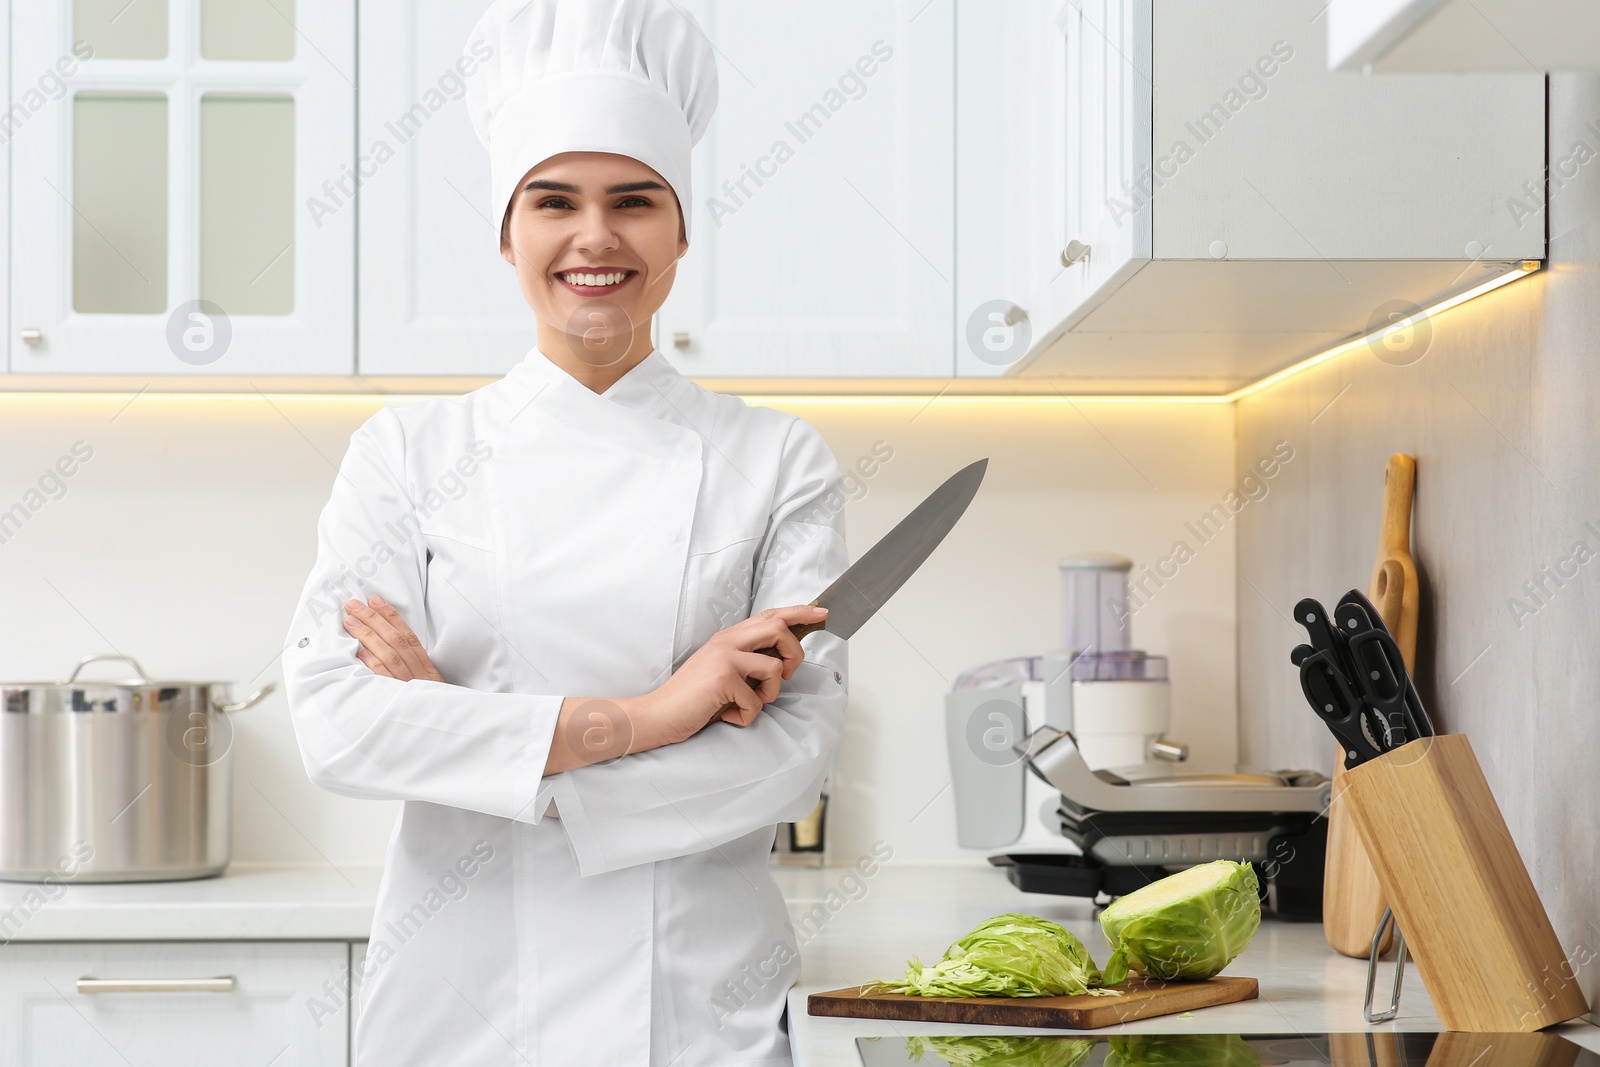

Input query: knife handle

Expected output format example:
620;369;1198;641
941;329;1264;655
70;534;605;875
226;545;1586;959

1300;651;1385;768
714;606;830;720
1347;631;1409;748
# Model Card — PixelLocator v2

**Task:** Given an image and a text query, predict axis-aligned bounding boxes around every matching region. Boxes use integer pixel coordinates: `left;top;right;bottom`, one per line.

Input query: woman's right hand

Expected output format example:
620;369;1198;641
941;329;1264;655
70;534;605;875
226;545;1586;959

635;604;829;747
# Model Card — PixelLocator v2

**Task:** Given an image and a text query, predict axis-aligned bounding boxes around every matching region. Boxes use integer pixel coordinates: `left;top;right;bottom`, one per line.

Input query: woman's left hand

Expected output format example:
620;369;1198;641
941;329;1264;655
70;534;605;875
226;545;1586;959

343;595;444;683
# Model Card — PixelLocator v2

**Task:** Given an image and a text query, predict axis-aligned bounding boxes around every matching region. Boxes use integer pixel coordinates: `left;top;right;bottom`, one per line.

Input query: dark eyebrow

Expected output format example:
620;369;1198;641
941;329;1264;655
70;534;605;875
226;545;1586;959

523;179;668;195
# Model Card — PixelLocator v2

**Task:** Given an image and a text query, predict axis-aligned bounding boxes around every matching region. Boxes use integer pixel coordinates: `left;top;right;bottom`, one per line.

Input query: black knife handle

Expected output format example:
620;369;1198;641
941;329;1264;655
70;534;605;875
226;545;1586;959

1300;650;1386;768
1338;589;1437;740
1335;600;1378;639
1347;630;1409;749
1294;598;1344;660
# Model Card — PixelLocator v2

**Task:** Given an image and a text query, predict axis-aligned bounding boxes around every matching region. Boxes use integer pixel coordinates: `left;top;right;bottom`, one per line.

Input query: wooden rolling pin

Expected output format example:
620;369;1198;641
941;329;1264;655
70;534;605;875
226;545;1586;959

1323;454;1419;958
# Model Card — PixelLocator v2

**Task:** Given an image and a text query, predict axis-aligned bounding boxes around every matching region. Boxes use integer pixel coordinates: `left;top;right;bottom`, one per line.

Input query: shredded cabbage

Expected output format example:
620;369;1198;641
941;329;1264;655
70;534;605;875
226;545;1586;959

1098;860;1261;985
861;913;1118;999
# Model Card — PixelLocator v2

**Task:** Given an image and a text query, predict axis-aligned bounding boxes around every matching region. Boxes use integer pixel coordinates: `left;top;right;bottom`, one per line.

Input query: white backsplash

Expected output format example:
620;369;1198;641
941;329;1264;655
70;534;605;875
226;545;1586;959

0;390;1239;868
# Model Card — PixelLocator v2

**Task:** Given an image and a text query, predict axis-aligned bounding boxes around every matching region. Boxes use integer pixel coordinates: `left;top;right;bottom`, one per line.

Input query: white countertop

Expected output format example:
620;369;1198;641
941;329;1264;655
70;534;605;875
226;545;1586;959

768;865;1600;1066
0;862;381;941
3;861;1595;1064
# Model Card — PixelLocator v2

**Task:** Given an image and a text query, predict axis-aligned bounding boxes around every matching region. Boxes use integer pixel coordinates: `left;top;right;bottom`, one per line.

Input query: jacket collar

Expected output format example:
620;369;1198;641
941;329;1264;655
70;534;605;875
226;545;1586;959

509;345;684;417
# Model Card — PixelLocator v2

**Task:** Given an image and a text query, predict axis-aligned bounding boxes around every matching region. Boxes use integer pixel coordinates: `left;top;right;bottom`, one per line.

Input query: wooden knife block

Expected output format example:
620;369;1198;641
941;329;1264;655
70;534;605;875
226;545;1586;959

1341;734;1589;1032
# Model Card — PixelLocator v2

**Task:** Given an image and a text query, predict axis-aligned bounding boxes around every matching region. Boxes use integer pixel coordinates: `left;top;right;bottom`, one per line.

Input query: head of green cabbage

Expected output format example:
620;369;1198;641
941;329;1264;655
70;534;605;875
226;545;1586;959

864;913;1112;998
1098;860;1261;985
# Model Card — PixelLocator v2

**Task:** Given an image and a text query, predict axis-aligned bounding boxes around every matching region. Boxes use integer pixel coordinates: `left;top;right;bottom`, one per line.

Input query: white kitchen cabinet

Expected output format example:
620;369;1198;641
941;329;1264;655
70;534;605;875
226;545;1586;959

956;0;1545;392
357;0;954;381
0;941;349;1065
354;0;538;378
1329;0;1600;72
8;0;355;376
654;0;955;379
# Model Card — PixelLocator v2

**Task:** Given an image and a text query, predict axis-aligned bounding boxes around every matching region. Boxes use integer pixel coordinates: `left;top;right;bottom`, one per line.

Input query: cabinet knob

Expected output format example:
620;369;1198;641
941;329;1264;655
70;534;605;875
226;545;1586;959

673;331;691;350
1059;241;1090;268
1002;304;1027;327
20;328;42;346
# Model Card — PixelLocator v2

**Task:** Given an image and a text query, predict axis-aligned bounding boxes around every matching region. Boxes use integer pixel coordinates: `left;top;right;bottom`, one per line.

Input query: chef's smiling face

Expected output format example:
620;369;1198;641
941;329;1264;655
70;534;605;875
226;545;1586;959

501;151;687;372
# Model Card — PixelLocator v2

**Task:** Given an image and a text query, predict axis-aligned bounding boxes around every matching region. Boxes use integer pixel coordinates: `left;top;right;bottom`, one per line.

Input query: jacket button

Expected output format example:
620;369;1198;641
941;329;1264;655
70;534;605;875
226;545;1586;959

833;671;841;684
298;637;309;648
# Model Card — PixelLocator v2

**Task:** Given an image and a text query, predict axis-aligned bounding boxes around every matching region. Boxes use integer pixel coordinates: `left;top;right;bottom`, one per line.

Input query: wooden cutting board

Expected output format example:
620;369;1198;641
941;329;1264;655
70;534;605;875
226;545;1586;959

807;976;1257;1030
1323;453;1418;958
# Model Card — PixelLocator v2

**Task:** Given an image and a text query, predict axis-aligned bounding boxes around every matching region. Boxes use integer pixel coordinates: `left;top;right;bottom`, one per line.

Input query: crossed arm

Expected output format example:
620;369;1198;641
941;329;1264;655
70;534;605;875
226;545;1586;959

339;592;830;775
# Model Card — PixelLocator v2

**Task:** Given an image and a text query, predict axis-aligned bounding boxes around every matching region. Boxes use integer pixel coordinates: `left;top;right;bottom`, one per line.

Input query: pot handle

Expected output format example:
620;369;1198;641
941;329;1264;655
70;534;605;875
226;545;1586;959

62;653;152;685
213;681;277;714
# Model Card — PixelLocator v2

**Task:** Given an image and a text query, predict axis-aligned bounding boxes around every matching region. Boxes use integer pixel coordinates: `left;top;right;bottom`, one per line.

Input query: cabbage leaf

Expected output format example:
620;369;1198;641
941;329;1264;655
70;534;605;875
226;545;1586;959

862;913;1118;998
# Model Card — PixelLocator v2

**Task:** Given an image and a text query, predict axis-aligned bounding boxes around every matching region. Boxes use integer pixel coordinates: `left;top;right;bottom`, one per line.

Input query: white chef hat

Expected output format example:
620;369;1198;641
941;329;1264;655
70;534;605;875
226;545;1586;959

463;0;718;249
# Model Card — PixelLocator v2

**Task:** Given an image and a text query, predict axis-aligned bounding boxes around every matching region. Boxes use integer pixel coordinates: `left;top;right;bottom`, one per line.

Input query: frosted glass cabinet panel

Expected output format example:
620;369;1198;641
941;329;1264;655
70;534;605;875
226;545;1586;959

10;0;354;375
75;0;169;60
72;93;169;314
201;0;296;61
199;94;295;315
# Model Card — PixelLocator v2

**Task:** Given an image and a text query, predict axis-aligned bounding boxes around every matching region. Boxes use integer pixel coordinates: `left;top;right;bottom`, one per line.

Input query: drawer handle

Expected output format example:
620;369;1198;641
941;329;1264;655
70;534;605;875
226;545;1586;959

77;977;236;994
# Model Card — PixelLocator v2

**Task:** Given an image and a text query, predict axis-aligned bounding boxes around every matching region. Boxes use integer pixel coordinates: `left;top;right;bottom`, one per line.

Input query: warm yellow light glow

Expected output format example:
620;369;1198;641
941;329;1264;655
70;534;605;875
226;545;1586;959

0;262;1540;407
1222;260;1539;403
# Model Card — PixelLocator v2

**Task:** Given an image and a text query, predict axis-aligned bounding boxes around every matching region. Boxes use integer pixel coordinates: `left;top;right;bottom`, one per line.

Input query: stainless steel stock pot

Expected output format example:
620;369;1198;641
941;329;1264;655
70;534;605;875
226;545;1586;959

0;655;275;883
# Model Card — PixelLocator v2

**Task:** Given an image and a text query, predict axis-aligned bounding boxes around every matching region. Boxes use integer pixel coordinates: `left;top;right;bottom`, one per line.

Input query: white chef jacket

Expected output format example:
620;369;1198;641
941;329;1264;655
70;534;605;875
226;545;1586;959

281;346;849;1066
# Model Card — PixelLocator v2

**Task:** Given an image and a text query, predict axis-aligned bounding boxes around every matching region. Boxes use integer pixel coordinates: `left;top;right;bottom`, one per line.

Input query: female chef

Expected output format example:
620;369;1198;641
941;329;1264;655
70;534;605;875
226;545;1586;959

281;1;849;1064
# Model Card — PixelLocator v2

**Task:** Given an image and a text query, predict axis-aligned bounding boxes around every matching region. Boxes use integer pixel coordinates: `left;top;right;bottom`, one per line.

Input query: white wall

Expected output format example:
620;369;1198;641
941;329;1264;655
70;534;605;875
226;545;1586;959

0;389;1240;869
1235;73;1600;1010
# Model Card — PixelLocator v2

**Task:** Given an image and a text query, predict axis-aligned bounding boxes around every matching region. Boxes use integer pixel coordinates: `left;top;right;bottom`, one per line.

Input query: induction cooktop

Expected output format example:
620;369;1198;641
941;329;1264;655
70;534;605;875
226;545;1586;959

855;1030;1596;1065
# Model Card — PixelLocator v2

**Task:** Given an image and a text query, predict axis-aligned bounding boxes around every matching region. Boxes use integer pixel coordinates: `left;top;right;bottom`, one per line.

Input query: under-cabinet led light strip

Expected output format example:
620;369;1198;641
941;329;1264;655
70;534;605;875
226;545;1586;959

0;261;1540;406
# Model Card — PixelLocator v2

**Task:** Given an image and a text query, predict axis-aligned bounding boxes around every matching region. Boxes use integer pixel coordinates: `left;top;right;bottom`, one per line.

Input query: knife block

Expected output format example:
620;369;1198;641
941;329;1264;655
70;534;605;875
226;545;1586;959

1340;734;1589;1032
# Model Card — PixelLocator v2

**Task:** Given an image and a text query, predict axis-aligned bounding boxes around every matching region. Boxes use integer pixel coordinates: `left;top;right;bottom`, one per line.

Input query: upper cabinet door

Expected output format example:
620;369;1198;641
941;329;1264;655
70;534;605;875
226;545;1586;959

956;0;1152;377
655;0;955;379
354;0;536;378
956;0;1543;391
9;0;355;376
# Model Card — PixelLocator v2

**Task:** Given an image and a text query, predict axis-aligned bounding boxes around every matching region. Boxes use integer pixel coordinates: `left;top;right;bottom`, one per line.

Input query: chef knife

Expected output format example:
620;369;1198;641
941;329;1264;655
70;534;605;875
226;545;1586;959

719;458;990;714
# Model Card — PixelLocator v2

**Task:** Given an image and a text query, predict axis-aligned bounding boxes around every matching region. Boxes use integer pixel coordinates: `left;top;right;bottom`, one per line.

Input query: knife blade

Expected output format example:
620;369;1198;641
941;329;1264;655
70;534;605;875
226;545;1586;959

808;457;989;640
719;458;989;715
